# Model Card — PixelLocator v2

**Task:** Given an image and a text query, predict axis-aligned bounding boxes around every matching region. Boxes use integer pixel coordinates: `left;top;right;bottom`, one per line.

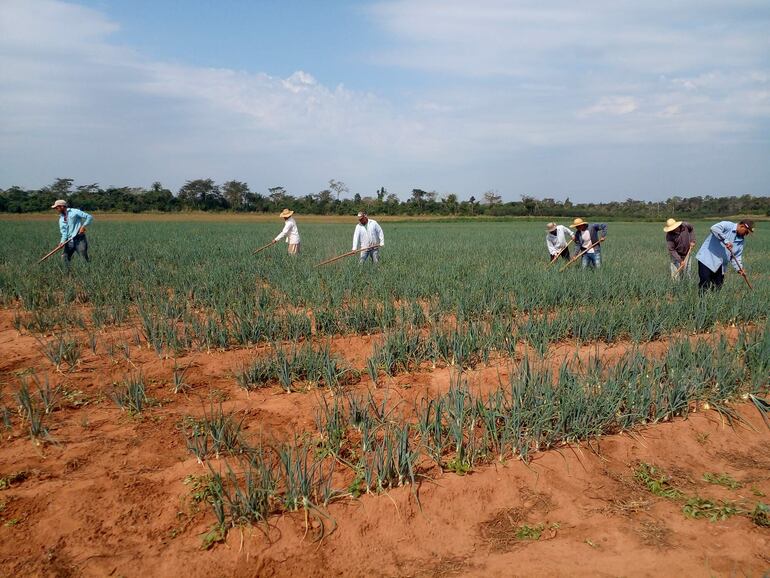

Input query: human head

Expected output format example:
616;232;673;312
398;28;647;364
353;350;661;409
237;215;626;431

546;222;557;235
663;218;682;233
51;199;67;215
279;208;294;220
357;211;368;225
737;219;754;237
571;217;587;231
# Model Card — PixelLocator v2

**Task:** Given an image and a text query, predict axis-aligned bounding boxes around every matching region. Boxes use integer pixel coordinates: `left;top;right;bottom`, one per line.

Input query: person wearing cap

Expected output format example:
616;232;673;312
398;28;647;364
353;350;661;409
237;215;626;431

51;199;93;267
570;218;607;269
352;212;384;263
545;222;573;263
274;208;301;255
695;219;754;292
663;218;696;280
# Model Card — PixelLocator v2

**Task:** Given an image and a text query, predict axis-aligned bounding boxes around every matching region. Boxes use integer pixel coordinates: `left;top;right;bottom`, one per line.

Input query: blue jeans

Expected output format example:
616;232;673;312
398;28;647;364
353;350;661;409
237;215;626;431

581;252;601;269
359;248;380;264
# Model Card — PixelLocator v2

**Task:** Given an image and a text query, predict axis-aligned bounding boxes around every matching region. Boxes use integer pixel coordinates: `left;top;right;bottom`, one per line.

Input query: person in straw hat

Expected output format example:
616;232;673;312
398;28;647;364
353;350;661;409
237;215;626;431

663;218;695;280
695;219;754;293
545;222;572;263
274;209;301;255
51;199;93;268
353;211;384;264
570;218;607;269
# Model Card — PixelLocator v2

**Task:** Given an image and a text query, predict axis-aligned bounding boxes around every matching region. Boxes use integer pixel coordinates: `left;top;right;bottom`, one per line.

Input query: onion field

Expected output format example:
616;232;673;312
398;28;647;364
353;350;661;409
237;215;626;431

0;217;768;576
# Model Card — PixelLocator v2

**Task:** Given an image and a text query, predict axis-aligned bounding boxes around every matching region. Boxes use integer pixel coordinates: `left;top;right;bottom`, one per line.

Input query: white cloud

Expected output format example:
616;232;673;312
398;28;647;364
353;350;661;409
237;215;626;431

578;97;639;118
0;0;768;199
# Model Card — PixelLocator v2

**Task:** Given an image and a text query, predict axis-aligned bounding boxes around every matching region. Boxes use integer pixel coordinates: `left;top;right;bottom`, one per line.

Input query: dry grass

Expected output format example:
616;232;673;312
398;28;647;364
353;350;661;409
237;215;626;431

635;520;672;548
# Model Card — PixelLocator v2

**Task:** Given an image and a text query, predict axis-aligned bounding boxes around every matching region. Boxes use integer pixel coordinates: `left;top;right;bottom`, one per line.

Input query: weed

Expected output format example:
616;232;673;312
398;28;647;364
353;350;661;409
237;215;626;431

633;463;684;500
748;502;770;527
515;523;545;540
702;472;742;490
682;497;740;522
0;471;30;490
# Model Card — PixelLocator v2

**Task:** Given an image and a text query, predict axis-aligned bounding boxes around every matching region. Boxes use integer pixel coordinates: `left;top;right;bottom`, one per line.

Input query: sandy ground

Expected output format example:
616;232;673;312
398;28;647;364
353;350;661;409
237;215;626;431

1;310;768;577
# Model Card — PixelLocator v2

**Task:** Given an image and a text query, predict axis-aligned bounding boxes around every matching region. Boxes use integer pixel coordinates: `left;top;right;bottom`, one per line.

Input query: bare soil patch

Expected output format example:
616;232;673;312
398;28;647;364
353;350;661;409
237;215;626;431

1;307;769;577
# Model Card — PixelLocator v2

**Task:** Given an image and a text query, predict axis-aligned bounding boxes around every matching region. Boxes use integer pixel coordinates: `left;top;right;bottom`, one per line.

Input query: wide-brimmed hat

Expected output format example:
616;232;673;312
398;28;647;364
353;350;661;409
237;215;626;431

279;208;294;218
663;218;682;233
546;222;557;232
51;199;67;209
570;218;586;228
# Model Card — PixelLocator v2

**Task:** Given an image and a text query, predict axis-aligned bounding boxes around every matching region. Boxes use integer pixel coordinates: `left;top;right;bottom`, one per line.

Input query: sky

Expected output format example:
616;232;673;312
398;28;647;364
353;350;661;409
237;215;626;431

1;0;769;202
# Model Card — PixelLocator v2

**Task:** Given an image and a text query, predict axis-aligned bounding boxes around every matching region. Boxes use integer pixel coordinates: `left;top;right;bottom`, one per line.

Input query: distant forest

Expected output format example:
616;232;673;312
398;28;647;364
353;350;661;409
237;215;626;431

2;178;769;218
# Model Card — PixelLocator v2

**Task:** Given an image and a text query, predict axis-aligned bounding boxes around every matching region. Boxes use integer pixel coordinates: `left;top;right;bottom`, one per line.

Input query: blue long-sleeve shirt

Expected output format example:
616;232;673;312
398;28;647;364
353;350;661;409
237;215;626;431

695;221;744;273
59;208;93;243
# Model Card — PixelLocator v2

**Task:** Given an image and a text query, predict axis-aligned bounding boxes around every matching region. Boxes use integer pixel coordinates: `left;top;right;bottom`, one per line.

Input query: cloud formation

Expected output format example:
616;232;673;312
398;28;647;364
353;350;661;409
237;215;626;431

0;0;768;199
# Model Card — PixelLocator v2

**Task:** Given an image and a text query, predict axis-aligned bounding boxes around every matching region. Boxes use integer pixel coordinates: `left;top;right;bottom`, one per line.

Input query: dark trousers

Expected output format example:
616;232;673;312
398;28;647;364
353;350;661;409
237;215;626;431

698;260;723;292
63;234;89;266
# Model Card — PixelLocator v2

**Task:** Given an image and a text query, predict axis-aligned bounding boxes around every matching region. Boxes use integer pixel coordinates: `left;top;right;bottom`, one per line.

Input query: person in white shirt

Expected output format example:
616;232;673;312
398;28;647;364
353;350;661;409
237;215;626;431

274;209;301;255
352;212;384;263
545;222;572;263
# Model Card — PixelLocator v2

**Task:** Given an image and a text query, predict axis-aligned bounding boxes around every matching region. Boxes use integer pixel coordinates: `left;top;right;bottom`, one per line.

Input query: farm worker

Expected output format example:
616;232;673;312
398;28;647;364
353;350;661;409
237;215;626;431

545;222;572;262
663;219;696;280
570;218;607;269
51;199;92;268
274;208;301;255
353;211;384;264
695;219;754;292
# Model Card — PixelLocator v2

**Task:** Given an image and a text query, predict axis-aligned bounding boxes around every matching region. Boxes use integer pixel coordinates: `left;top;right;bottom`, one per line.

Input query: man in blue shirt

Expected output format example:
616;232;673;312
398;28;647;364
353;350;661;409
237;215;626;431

52;199;93;267
695;219;754;292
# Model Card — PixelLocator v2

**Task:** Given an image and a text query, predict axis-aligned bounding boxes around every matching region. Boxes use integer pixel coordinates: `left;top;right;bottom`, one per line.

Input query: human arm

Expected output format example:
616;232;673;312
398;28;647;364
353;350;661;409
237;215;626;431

352;226;361;251
70;209;93;235
59;217;68;243
376;222;384;246
666;236;680;264
728;242;744;272
594;223;607;240
710;221;732;246
274;220;291;242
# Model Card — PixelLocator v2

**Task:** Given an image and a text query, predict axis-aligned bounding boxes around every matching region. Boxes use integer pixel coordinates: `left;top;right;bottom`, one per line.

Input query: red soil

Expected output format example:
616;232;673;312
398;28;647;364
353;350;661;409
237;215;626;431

1;311;768;577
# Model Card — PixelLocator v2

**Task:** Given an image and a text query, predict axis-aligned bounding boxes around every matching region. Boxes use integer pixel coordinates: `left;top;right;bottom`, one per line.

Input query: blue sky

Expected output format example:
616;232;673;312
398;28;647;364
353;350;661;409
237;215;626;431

1;0;769;202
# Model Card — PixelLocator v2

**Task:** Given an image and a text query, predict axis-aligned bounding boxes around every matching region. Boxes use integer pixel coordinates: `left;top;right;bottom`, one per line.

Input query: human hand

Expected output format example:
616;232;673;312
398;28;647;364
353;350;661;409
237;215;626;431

689;241;695;247
725;242;733;250
79;226;87;235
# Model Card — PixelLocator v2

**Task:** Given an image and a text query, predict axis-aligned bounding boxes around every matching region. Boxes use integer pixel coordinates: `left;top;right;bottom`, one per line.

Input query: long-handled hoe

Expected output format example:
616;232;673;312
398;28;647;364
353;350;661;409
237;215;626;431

547;238;573;268
559;238;605;272
675;245;694;276
722;242;752;290
315;244;382;267
37;235;78;264
252;239;277;255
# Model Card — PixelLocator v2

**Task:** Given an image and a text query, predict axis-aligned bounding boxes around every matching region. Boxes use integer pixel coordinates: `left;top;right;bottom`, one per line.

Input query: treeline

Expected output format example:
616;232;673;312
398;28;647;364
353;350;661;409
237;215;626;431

1;178;768;218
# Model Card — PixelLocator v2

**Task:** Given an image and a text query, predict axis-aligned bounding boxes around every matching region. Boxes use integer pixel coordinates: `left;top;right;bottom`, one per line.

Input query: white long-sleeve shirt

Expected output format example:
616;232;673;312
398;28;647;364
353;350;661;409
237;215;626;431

352;219;384;251
546;225;572;256
274;217;300;244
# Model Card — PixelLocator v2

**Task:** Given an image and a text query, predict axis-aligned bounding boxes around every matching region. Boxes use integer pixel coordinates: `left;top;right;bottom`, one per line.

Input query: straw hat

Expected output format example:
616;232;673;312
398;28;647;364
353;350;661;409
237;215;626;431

546;222;557;232
279;208;294;218
663;218;682;233
570;217;586;228
51;199;67;208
